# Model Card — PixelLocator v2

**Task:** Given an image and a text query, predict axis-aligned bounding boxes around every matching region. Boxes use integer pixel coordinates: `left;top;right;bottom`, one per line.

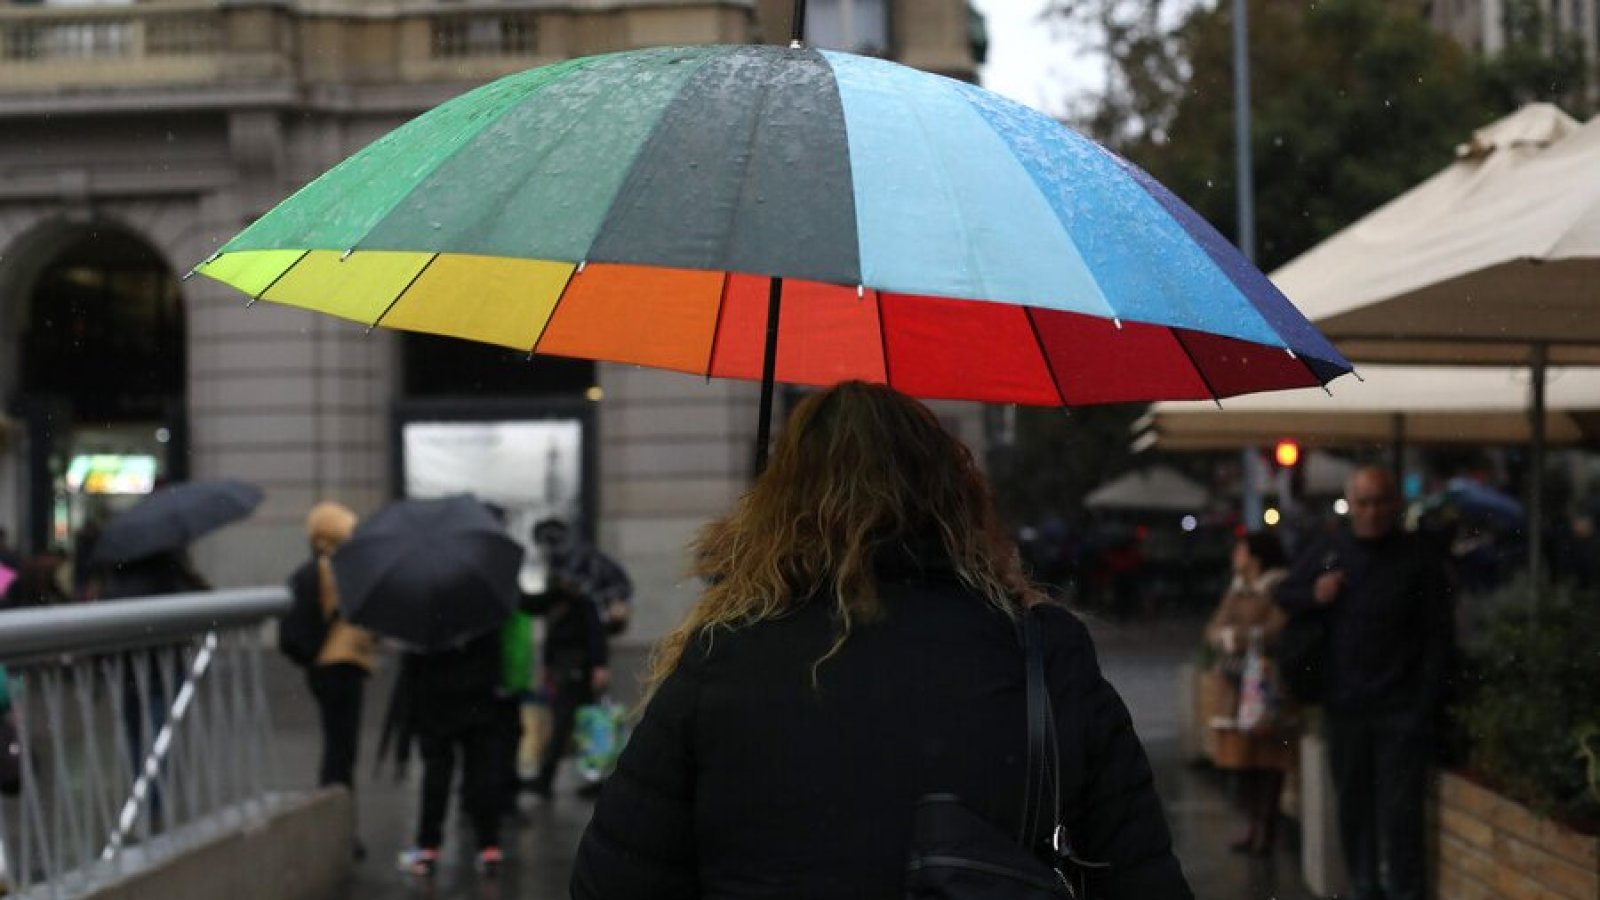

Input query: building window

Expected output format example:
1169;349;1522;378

804;0;890;56
145;15;220;57
2;19;129;61
431;13;537;59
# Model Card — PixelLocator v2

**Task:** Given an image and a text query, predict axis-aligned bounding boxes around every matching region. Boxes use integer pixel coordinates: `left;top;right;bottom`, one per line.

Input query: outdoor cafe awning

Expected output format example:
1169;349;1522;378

1141;364;1600;450
1273;103;1600;366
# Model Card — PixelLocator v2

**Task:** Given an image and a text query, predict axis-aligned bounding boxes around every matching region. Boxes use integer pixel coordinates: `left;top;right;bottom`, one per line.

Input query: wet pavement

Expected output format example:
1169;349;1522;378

265;613;1318;900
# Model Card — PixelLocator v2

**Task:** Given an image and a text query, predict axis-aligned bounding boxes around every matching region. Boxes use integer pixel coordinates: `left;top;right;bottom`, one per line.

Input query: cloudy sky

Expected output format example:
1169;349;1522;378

969;0;1104;115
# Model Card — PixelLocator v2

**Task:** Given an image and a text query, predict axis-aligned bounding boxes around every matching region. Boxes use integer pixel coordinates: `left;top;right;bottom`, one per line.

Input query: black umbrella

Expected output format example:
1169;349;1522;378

92;479;264;565
332;495;524;652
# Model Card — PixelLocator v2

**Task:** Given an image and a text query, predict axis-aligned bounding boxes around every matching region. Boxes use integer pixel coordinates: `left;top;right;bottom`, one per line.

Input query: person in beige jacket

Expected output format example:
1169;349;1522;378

295;502;378;792
1203;530;1292;856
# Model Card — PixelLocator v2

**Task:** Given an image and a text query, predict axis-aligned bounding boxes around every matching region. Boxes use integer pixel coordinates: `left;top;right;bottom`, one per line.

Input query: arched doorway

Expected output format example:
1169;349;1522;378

4;221;187;554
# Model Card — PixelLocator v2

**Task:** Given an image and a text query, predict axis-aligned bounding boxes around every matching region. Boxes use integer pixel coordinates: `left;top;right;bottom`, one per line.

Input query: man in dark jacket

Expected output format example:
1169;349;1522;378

1277;466;1454;900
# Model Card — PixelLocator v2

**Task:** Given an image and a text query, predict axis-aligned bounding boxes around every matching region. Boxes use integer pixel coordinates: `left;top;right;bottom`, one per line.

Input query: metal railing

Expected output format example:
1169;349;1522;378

0;588;290;899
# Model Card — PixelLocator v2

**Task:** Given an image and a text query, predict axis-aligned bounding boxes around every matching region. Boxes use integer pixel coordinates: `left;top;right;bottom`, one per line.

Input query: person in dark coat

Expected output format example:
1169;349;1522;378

532;518;634;634
520;567;610;800
287;503;377;794
572;381;1193;899
1277;466;1454;900
396;628;506;877
103;549;210;825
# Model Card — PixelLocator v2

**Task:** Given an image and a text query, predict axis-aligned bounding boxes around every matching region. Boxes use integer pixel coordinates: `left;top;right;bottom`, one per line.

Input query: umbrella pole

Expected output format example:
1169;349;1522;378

753;276;785;476
1390;413;1406;482
790;0;808;45
1529;343;1547;610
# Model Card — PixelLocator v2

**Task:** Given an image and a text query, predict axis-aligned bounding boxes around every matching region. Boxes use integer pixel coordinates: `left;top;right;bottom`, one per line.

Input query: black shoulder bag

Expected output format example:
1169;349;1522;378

1276;607;1328;704
906;608;1108;899
277;561;332;668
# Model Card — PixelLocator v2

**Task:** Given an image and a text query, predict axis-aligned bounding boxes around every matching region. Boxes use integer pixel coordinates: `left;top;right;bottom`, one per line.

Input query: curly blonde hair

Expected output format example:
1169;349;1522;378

646;381;1033;695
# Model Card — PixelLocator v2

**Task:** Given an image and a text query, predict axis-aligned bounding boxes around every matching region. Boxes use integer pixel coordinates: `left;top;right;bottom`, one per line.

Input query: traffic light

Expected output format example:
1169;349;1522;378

1274;439;1301;469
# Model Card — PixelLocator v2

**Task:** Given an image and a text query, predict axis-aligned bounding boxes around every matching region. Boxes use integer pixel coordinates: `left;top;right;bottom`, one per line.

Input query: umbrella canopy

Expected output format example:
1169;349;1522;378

92;480;263;565
1085;466;1210;513
332;495;524;651
1274;104;1600;365
1430;477;1525;529
195;44;1349;422
1142;364;1600;450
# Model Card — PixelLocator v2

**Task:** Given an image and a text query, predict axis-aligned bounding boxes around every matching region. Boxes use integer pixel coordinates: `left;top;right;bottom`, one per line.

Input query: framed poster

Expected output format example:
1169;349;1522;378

395;400;596;591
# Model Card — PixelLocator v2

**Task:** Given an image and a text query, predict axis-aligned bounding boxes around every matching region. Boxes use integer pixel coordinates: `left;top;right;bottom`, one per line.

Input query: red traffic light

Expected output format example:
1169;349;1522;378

1274;440;1301;468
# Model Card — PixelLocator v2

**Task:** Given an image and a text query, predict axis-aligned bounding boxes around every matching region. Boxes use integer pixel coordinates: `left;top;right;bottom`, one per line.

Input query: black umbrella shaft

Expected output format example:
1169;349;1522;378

1529;342;1547;611
790;0;808;44
754;276;784;476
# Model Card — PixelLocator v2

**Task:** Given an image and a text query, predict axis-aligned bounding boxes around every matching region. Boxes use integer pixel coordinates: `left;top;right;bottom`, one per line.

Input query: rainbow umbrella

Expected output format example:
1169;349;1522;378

194;43;1350;465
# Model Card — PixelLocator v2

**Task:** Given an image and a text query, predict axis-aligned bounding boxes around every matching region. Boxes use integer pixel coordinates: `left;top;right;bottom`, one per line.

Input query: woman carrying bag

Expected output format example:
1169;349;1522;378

571;382;1192;899
1202;532;1294;856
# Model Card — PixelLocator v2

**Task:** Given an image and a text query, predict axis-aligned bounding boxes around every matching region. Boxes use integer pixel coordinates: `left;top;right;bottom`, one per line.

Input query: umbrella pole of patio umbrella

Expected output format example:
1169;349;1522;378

789;0;808;46
1391;412;1406;481
753;276;785;475
1530;343;1547;610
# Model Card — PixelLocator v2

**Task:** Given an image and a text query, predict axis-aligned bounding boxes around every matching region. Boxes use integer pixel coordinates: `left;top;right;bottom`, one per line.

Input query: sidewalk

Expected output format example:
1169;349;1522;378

265;612;1319;899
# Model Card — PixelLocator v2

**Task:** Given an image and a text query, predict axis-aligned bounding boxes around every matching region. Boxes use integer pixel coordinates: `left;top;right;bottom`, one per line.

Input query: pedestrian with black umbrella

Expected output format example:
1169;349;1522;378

92;479;261;828
333;495;523;879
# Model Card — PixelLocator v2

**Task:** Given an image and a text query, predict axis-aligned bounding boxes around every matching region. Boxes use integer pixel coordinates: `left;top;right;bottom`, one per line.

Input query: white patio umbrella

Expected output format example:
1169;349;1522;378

1270;104;1600;589
1141;364;1600;450
1085;466;1211;513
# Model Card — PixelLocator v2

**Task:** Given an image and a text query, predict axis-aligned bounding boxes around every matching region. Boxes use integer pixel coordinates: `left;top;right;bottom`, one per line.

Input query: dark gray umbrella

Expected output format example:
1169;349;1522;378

332;495;524;652
92;479;264;565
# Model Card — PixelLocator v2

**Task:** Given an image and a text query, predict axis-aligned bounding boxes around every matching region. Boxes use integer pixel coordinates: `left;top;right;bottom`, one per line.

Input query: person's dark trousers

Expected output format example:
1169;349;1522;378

1325;707;1430;900
120;650;182;822
495;694;523;814
307;663;367;789
416;715;503;850
535;670;594;788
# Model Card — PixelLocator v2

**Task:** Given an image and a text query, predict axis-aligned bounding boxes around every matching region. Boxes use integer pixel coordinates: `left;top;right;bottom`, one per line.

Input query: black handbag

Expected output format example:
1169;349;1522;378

905;608;1107;899
1276;608;1328;704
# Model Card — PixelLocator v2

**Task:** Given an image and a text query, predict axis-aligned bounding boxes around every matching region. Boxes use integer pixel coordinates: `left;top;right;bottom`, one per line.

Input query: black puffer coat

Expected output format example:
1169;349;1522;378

571;570;1193;899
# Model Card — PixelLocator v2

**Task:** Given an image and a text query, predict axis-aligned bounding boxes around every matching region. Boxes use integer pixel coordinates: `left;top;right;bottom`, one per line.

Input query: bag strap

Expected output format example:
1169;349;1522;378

1019;607;1060;848
1022;607;1113;890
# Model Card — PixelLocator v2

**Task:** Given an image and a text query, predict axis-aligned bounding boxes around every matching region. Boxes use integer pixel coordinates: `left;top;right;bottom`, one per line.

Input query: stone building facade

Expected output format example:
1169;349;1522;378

0;0;983;640
1422;0;1598;62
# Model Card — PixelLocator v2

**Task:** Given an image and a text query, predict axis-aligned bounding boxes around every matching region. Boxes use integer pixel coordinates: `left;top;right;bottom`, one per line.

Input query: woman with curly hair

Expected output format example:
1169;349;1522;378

572;381;1192;899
